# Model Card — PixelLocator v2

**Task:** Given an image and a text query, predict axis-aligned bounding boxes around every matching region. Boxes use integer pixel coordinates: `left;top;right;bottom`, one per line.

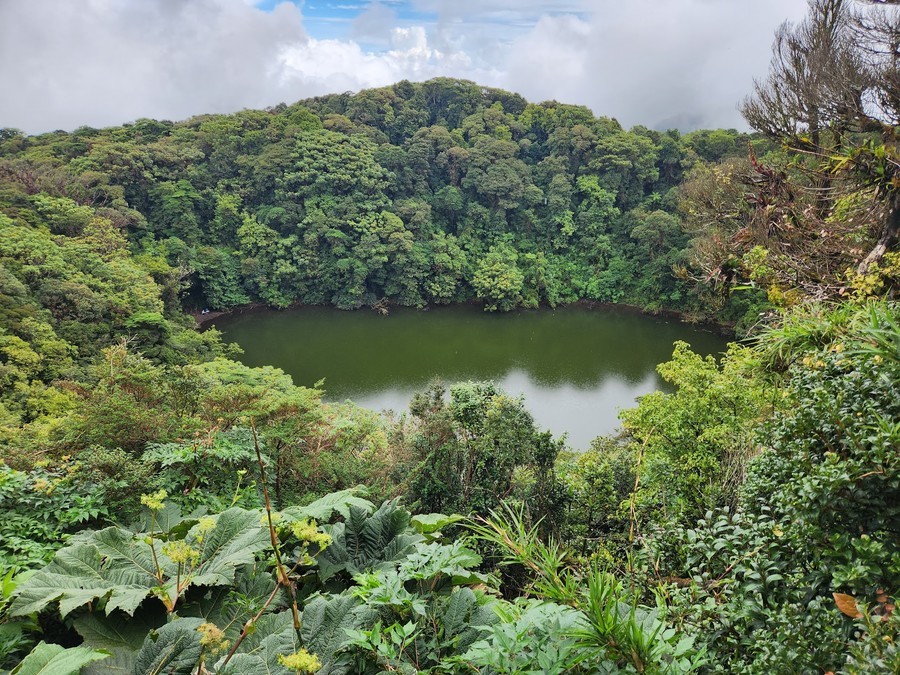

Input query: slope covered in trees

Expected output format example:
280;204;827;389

1;77;772;326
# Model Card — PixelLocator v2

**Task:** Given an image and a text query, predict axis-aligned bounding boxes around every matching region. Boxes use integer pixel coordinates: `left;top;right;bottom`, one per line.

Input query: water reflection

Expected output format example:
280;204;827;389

213;305;727;448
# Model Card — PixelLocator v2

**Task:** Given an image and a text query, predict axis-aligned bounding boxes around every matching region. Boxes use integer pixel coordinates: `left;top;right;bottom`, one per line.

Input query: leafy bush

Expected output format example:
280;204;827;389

640;301;900;673
0;459;108;574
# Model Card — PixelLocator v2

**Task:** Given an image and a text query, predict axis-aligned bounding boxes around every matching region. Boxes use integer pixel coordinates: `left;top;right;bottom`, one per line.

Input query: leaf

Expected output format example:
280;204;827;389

283;488;374;522
11;641;108;675
187;509;270;588
10;543;153;619
133;617;204;675
410;513;464;535
833;592;862;618
317;501;422;581
437;588;499;653
301;594;378;675
182;565;281;641
214;613;297;675
12;509;269;622
72;610;166;675
129;502;194;536
396;541;491;587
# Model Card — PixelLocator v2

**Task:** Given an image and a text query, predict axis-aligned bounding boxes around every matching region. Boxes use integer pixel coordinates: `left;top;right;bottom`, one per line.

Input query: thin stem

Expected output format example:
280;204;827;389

231;471;245;507
148;512;163;583
251;419;302;631
194;646;205;675
218;583;282;668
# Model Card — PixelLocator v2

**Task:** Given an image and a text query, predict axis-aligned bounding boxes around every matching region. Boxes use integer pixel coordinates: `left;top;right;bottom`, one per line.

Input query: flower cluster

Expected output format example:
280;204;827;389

197;622;230;655
278;649;322;673
162;539;199;566
289;518;332;550
140;489;167;512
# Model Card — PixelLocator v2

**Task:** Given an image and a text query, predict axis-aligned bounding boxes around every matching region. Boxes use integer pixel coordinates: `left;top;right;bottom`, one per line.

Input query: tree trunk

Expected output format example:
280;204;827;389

857;192;900;274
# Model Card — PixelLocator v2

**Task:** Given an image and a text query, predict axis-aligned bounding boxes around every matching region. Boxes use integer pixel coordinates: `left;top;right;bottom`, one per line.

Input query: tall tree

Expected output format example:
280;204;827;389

741;0;899;279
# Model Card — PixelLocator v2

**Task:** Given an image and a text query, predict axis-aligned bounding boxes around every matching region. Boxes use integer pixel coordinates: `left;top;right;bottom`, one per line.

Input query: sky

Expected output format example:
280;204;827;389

0;0;811;135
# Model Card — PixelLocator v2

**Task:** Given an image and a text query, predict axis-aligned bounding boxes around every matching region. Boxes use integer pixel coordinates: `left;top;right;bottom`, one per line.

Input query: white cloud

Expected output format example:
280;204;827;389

0;0;307;131
505;0;810;130
277;26;494;93
0;0;811;134
352;1;398;44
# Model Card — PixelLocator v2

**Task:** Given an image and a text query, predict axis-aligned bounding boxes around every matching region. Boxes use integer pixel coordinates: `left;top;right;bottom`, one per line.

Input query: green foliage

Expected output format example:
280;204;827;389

642;301;900;673
471;244;524;312
11;641;108;675
0;459;109;574
620;341;767;529
557;439;635;558
467;503;707;673
10;506;270;618
2;70;898;675
143;427;261;512
0;571;39;668
405;381;565;519
0;78;735;319
316;500;422;582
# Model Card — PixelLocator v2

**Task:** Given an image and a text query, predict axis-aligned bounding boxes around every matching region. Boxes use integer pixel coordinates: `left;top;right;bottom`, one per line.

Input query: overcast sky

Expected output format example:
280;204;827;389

0;0;810;135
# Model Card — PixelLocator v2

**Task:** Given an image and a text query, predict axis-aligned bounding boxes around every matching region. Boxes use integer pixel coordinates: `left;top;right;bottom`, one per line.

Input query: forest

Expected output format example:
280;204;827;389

0;0;897;672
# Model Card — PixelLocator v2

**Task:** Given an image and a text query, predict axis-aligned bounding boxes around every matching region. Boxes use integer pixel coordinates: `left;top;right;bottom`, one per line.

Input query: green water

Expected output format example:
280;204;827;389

212;305;728;448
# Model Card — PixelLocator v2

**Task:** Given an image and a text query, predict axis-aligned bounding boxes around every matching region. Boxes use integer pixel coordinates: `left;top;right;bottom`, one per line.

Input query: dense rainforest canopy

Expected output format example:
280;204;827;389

1;75;776;325
0;0;898;673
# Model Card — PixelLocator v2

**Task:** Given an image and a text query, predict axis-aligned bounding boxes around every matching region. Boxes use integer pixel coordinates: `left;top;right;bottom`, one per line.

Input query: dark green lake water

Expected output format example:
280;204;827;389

212;306;728;449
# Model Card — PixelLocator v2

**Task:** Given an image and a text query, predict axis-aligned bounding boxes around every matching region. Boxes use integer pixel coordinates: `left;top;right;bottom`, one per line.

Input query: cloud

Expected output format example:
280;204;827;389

0;0;811;134
352;1;398;45
505;0;809;130
276;26;496;93
0;0;308;131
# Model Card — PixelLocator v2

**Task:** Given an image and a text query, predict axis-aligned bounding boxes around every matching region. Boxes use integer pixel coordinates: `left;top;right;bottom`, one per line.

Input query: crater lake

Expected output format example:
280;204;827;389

212;305;728;448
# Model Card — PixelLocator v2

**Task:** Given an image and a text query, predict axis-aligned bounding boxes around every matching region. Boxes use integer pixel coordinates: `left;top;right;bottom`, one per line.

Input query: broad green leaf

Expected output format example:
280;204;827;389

91;528;171;587
73;611;166;675
410;513;464;535
187;509;270;588
12;641;108;675
283;488;374;522
12;509;270;621
438;587;500;653
301;594;378;675
133;617;204;675
10;543;153;618
397;541;491;587
317;501;422;581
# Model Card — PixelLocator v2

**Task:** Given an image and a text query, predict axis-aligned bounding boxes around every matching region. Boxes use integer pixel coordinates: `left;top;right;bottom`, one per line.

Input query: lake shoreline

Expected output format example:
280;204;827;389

193;299;735;337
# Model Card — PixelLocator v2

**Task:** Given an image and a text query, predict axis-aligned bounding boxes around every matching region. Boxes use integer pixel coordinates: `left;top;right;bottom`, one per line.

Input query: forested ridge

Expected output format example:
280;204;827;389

0;0;898;672
1;76;773;324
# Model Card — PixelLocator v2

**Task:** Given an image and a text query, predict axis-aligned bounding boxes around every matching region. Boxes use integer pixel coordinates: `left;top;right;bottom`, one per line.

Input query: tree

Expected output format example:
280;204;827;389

406;381;563;519
471;244;524;311
742;0;899;282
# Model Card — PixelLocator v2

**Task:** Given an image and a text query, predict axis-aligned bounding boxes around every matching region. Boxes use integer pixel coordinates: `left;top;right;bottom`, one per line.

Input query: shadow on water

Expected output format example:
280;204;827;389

213;305;728;448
